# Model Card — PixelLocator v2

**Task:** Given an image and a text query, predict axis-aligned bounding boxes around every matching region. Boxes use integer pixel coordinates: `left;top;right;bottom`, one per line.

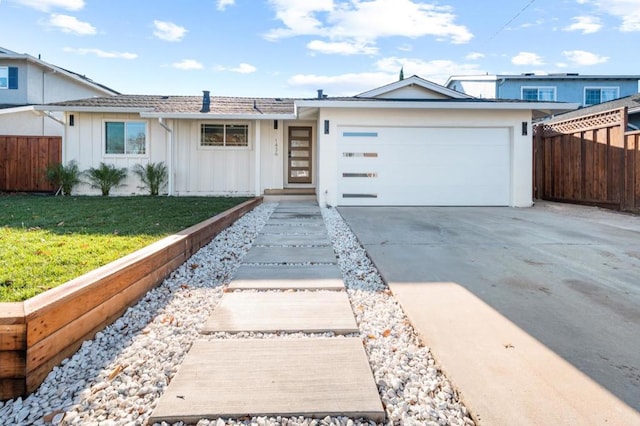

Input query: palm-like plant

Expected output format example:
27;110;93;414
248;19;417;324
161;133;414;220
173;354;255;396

132;162;168;196
45;160;82;196
84;162;128;196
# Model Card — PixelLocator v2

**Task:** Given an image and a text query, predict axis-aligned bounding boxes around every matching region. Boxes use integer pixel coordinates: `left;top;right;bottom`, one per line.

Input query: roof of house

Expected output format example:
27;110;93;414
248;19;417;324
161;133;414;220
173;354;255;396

544;93;640;124
39;94;296;115
0;46;120;96
36;75;579;119
446;73;640;86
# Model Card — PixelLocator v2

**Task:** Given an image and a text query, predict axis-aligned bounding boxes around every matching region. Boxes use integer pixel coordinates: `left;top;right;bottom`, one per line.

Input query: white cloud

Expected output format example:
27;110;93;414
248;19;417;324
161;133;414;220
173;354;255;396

288;55;483;95
63;47;137;59
48;14;95;35
216;63;257;73
465;52;485;60
153;20;187;42
172;59;204;70
217;0;235;11
307;40;378;55
563;16;602;34
562;50;608;65
10;0;83;11
397;44;413;52
511;51;544;66
265;0;473;55
583;0;640;31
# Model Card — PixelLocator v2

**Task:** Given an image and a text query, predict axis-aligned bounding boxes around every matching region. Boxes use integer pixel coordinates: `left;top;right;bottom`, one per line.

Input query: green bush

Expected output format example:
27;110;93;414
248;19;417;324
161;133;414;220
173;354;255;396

132;162;168;196
45;160;82;196
84;162;128;196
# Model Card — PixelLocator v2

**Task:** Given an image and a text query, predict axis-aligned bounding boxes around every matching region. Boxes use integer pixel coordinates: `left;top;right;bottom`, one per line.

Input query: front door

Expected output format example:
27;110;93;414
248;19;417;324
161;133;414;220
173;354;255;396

288;126;312;184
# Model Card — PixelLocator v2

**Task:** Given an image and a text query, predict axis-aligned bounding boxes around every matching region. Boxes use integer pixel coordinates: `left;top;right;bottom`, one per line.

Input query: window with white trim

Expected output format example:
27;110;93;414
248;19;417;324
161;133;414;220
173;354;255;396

521;87;556;101
584;87;619;105
105;121;147;155
200;123;249;147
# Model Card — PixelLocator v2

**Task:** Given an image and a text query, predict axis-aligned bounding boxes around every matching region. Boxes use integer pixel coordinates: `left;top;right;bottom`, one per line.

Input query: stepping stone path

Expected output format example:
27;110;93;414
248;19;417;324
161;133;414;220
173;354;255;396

150;201;385;424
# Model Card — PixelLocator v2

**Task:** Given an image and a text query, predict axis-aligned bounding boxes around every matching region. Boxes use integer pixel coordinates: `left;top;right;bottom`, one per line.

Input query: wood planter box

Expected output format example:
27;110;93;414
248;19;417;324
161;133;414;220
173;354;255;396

0;197;262;400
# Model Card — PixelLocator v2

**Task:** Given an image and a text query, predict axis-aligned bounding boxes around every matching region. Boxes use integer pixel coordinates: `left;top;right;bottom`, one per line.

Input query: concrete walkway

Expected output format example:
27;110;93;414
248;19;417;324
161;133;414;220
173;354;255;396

150;202;384;424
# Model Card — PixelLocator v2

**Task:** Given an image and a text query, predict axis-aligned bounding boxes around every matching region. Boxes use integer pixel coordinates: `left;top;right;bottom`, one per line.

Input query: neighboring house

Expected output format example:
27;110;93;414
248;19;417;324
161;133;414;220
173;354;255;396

543;93;640;130
0;47;118;136
35;75;576;207
445;74;639;107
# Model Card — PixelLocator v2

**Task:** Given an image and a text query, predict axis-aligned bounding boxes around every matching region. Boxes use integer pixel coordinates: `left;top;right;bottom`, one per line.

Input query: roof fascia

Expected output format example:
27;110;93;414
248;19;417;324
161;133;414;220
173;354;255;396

0;105;35;115
295;99;579;114
141;112;297;120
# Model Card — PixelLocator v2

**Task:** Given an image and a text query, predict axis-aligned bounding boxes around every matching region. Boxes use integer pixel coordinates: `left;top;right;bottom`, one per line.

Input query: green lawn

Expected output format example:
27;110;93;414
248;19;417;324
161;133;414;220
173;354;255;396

0;195;251;302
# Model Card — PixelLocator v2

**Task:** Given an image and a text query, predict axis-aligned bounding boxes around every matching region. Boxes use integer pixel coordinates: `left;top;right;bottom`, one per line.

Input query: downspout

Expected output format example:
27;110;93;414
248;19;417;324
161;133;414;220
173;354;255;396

158;118;174;196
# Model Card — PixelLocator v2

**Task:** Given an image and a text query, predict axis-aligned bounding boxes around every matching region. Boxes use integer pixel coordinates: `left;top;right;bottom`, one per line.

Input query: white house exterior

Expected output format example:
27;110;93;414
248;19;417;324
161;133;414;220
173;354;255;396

0;47;118;136
36;76;577;207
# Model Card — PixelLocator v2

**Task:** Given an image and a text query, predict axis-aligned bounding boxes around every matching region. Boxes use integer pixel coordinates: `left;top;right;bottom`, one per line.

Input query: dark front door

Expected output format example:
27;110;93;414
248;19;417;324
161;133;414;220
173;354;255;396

288;126;312;184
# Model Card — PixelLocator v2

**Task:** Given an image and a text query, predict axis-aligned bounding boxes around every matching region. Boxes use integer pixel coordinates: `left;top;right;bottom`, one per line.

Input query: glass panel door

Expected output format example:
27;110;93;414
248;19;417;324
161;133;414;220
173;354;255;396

288;127;312;184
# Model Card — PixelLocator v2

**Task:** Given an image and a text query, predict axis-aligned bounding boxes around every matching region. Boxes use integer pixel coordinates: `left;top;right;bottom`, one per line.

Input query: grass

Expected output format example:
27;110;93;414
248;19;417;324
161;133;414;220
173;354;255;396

0;195;251;302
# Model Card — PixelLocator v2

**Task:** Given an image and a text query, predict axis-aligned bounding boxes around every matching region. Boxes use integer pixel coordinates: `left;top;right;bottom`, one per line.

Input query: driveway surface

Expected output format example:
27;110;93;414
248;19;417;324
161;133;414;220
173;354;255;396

339;202;640;414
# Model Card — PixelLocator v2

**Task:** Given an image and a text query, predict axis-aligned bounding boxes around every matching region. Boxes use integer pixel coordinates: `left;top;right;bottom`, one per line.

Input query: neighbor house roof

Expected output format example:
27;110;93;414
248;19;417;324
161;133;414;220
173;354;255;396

544;93;640;124
446;73;640;86
0;46;119;96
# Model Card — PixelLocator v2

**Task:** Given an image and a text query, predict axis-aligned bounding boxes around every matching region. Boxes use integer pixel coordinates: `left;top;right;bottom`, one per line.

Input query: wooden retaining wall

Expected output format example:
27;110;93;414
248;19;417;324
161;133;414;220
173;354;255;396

0;136;61;192
0;197;262;400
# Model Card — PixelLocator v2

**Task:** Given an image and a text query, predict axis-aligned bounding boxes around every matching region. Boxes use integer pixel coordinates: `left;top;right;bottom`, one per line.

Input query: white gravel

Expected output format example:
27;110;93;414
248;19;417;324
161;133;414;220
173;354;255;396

0;202;474;426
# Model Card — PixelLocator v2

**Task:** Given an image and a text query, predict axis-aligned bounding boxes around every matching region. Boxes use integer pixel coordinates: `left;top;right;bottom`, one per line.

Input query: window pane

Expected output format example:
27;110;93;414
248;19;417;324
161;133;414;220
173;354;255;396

538;88;555;101
201;124;224;146
105;122;125;154
585;89;600;105
522;89;538;101
0;67;7;89
601;88;617;102
126;122;146;154
226;124;248;146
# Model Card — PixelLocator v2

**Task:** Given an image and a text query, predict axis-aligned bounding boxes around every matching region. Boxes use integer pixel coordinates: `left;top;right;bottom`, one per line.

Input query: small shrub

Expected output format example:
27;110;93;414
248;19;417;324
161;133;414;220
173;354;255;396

132;162;168;196
84;162;128;196
45;160;82;196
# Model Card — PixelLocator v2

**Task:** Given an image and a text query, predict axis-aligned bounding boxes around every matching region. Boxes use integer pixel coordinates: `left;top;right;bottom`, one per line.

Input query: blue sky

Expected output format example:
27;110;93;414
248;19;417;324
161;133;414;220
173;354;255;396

1;0;638;97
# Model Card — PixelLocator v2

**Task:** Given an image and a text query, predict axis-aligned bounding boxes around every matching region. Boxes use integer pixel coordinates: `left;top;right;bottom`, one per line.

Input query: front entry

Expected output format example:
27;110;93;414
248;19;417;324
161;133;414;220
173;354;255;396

287;126;313;184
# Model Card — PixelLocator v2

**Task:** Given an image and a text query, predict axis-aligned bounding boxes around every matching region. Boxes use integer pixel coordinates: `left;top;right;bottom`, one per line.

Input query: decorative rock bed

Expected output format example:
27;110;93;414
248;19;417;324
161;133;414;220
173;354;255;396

0;202;474;425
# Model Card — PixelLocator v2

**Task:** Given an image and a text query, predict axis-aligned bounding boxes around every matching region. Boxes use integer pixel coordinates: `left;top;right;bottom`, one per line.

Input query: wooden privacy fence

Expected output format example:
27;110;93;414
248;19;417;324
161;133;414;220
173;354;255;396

534;107;640;212
0;136;61;192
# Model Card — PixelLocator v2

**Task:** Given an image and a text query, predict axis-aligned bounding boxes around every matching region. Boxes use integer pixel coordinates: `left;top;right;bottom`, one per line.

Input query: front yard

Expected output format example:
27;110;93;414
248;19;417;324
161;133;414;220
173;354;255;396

0;195;250;302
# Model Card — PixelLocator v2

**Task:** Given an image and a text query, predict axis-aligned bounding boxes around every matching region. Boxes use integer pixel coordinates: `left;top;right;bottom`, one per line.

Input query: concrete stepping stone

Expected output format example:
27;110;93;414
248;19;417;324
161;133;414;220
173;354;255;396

148;338;385;424
229;265;345;290
270;211;323;220
253;232;331;247
242;246;337;264
202;291;357;334
260;224;327;236
266;218;325;227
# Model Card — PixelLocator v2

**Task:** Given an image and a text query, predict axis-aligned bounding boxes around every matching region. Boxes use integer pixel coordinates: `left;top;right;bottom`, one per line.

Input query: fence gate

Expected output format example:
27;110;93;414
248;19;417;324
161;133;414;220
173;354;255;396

0;136;61;192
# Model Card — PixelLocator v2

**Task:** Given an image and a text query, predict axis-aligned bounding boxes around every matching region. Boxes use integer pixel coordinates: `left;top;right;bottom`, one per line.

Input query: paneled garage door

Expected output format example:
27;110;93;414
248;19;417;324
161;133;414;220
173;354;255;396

337;126;511;206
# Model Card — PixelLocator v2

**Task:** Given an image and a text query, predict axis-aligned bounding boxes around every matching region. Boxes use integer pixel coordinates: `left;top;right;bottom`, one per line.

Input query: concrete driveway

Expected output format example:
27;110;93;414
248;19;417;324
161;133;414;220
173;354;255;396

339;202;640;421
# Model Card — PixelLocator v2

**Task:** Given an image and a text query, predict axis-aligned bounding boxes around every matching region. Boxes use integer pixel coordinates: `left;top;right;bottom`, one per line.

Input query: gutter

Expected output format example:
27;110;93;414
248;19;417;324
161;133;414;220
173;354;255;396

158;118;174;196
141;112;297;120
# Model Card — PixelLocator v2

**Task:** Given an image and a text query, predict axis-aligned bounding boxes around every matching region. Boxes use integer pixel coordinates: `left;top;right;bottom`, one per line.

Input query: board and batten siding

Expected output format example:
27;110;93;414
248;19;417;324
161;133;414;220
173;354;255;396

259;120;285;192
64;112;170;196
172;119;256;196
316;108;532;207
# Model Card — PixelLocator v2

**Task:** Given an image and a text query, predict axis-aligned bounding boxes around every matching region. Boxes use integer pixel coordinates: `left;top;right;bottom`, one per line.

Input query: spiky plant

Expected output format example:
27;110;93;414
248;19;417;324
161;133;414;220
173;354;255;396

132;162;168;196
45;160;82;196
84;162;128;196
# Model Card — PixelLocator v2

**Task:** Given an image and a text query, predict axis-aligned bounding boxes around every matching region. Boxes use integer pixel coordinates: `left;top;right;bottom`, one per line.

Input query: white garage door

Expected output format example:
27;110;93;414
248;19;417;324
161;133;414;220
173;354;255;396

337;126;511;206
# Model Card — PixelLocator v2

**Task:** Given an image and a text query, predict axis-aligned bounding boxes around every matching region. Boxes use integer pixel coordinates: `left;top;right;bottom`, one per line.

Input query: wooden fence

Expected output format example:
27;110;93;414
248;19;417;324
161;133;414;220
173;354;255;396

534;108;639;212
0;136;61;192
